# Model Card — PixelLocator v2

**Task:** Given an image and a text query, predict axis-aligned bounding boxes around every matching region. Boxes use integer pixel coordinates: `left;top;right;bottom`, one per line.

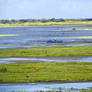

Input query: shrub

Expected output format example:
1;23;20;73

0;67;7;72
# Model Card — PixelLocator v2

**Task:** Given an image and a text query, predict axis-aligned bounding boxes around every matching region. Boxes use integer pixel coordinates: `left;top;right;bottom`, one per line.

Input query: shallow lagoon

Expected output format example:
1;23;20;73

0;26;92;49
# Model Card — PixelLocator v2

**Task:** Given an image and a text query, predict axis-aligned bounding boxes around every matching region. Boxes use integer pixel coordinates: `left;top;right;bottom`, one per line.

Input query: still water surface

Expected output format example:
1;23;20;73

0;26;92;49
0;56;92;64
0;82;92;92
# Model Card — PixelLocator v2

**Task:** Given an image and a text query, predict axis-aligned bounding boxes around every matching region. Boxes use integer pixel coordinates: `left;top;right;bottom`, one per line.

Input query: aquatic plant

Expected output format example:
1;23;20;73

9;87;92;92
0;34;20;37
37;88;92;92
77;36;92;38
72;28;76;30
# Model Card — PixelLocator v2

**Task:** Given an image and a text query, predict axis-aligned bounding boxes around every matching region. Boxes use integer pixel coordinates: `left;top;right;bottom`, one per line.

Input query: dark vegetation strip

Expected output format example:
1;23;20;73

1;19;92;27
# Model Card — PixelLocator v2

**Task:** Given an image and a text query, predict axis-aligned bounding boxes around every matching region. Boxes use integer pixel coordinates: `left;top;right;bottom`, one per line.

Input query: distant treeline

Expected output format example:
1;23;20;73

0;18;92;24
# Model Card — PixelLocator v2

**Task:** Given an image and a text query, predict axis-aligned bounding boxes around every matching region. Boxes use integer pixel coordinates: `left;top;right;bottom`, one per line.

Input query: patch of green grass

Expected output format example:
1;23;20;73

0;62;92;83
0;34;20;37
77;36;92;38
0;46;92;57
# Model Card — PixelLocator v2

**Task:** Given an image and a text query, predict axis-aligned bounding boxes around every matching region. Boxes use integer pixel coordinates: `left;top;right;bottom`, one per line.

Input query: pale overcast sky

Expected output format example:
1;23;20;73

0;0;92;19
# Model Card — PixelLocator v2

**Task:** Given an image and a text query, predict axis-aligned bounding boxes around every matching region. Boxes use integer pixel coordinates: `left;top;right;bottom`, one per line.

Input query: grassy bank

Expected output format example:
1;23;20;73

0;62;92;83
0;46;92;57
0;21;92;27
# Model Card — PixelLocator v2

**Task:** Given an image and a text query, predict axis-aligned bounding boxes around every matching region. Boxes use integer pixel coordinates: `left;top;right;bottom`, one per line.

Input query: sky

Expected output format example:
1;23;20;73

0;0;92;19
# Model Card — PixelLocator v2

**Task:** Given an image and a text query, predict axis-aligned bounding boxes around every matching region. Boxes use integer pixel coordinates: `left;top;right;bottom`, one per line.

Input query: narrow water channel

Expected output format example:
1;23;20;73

0;56;92;64
0;82;92;92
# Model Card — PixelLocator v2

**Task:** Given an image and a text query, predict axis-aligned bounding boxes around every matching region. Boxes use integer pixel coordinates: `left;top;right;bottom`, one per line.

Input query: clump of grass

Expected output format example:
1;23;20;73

0;34;20;37
72;27;76;30
0;67;7;72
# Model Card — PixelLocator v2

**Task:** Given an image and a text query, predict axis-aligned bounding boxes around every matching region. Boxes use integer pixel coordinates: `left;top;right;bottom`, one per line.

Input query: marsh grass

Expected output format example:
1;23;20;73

0;62;92;83
0;34;20;37
0;46;92;57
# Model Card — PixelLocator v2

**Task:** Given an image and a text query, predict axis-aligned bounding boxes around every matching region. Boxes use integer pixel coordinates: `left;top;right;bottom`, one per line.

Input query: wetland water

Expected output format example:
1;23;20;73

0;26;92;92
0;26;92;48
0;56;92;64
0;82;92;92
